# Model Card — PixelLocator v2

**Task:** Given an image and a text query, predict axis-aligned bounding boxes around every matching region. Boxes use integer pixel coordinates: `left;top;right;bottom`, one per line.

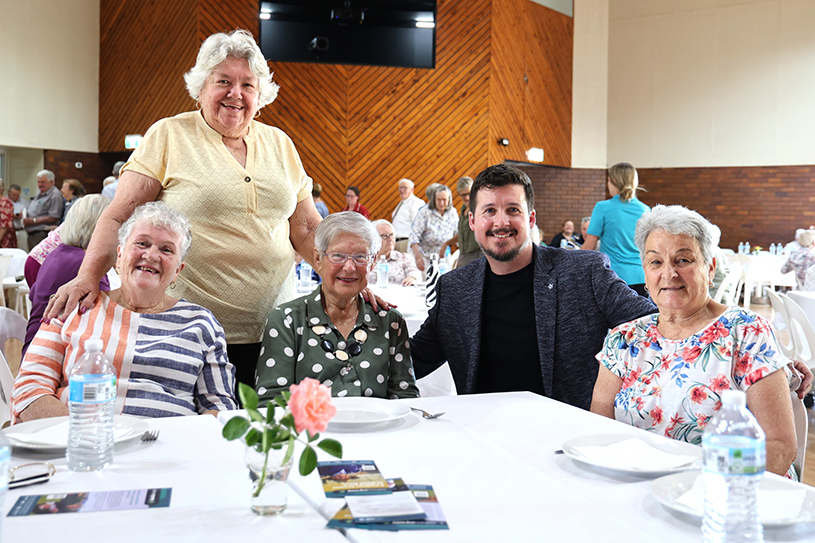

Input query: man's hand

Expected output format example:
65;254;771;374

43;275;101;322
791;359;813;400
361;287;395;312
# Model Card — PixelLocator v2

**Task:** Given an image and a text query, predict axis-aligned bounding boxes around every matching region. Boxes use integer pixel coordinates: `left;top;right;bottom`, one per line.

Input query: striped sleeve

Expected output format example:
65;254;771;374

11;321;69;421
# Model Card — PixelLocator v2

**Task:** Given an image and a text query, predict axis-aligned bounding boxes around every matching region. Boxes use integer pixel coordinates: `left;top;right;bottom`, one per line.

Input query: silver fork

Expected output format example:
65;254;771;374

141;429;160;442
410;407;445;419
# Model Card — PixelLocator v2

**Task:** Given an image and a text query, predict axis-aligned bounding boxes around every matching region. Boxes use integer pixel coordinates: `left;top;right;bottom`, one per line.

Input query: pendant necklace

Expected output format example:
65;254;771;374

311;325;368;374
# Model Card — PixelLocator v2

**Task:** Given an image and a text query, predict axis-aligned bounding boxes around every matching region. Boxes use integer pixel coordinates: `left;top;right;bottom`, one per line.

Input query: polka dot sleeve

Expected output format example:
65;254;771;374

386;313;420;399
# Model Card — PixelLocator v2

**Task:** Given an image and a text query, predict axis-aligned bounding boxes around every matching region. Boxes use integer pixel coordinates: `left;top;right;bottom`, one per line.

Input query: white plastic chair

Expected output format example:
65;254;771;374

0;350;14;426
713;261;744;306
767;289;796;360
0;248;29;316
781;292;815;367
791;391;808;478
0;306;26;364
0;255;15;307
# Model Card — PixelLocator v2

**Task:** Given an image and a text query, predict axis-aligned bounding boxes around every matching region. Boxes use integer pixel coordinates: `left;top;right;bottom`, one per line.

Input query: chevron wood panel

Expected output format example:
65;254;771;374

100;0;198;152
197;0;258;41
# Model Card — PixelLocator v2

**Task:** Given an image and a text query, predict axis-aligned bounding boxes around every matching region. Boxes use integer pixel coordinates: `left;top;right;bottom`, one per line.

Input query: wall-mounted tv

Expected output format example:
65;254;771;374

259;1;436;69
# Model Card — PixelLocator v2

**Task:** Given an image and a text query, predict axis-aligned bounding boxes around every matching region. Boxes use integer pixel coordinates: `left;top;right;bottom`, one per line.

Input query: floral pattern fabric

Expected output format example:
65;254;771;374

0;196;16;248
408;206;458;258
781;247;815;289
597;307;789;445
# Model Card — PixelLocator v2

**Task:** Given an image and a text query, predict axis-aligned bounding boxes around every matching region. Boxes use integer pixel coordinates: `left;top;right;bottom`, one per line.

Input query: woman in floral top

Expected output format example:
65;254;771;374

591;205;811;477
781;229;815;289
409;185;458;274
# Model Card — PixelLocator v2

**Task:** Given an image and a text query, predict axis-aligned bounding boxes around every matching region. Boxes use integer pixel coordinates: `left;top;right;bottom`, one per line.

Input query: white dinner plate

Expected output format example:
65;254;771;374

3;415;149;452
328;398;411;428
562;433;701;477
650;470;815;527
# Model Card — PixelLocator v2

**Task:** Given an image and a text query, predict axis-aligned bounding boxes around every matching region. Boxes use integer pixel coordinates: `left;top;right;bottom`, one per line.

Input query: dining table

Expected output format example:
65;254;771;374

2;415;345;543
7;394;814;542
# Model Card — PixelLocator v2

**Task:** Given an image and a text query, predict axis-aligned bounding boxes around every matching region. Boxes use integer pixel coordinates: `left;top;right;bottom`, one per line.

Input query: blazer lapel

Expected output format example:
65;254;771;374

533;246;556;396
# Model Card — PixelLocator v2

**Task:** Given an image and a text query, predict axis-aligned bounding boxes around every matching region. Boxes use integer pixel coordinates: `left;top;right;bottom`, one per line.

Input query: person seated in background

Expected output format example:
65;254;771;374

409;185;458;274
707;223;730;297
24;195;112;356
439;176;484;268
11;201;237;422
591;205;812;478
60;178;86;221
23;225;63;287
550;219;583;248
341;186;370;218
313;183;329;219
368;219;421;286
781;229;815;290
255;212;419;403
101;161;126;201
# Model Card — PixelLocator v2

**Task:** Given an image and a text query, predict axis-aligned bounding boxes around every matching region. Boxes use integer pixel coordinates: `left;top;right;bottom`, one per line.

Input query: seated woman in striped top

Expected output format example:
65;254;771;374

11;201;237;422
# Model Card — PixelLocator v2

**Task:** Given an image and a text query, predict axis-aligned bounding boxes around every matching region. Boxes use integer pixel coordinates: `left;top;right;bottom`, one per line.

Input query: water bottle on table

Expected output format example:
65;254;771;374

376;256;389;289
67;339;117;471
299;261;313;290
702;389;765;543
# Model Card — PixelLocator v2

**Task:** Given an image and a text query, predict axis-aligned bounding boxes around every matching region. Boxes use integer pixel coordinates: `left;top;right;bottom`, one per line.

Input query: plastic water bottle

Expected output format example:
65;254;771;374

738;242;744;254
770;243;777;255
439;247;451;275
745;242;751;254
67;339;117;471
376;256;389;288
561;238;568;248
299;261;313;290
701;390;765;543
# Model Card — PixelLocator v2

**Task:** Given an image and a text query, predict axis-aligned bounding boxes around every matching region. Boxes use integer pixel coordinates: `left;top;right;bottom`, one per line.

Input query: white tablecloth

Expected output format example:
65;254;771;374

286;392;815;542
733;253;796;308
3;416;345;543
370;284;430;336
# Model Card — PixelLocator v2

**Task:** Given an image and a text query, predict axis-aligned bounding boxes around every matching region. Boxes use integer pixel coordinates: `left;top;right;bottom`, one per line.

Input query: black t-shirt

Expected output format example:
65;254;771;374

475;260;545;395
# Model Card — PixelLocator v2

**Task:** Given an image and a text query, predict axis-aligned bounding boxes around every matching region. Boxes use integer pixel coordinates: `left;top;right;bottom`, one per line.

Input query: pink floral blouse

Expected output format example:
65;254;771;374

597;307;789;445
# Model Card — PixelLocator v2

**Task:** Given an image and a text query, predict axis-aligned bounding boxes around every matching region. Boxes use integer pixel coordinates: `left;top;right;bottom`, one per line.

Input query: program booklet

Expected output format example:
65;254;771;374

328;480;449;531
317;460;391;497
8;488;172;516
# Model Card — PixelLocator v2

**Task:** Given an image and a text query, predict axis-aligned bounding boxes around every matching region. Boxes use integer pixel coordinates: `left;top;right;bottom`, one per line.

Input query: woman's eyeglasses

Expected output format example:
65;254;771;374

323;252;373;266
379;233;394;240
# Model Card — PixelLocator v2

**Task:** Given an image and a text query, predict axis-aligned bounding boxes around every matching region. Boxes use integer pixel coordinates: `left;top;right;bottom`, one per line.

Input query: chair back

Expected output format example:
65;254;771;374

0;306;26;363
713;261;744;306
0;350;13;425
0;255;15;306
0;248;28;279
781;292;815;366
791;391;808;478
767;289;796;359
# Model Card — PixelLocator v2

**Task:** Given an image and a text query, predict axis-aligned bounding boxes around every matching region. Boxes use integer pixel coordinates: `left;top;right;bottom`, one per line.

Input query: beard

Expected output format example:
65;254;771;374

477;228;530;262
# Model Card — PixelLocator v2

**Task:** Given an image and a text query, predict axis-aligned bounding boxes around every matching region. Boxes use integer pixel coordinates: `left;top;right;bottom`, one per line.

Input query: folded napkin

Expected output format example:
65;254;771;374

571;437;699;471
5;420;135;446
676;474;806;522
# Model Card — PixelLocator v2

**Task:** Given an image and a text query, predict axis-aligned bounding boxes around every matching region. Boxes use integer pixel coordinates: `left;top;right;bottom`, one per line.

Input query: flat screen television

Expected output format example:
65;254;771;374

259;1;436;69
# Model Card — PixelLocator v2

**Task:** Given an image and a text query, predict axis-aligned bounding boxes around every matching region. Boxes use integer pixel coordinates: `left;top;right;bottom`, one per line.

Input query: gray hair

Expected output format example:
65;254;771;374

428;185;452;212
36;170;55;183
581;216;591;224
371;219;394;232
9;184;21;192
113;161;126;177
102;176;116;187
398;178;414;189
425;182;443;204
184;30;279;109
456;176;473;193
61;194;111;250
797;229;815;248
118;201;193;260
635;205;714;265
315;212;381;256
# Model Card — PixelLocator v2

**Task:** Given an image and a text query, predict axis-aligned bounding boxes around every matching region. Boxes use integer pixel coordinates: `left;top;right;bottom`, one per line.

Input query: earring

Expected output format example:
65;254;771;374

170;281;176;290
195;100;200;110
254;109;261;119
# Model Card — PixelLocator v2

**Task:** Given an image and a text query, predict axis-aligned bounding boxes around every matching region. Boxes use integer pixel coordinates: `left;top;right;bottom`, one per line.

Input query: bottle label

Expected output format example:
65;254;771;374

69;375;117;404
704;444;765;475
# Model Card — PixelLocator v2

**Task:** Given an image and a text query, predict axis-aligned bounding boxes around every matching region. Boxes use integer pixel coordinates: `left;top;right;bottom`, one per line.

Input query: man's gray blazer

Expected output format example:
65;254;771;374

410;244;657;410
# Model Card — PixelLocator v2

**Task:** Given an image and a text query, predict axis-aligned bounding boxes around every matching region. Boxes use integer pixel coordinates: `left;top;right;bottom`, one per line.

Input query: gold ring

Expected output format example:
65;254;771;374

49;294;57;300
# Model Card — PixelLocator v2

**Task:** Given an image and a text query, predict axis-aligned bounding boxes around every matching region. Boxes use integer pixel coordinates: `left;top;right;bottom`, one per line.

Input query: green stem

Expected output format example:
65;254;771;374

253;449;270;498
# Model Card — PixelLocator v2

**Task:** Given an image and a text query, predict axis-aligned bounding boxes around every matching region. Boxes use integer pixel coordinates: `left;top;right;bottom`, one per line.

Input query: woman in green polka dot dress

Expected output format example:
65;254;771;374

255;212;419;403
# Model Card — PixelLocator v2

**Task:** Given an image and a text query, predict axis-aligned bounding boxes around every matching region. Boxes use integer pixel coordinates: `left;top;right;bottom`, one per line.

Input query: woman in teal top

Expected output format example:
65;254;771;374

582;163;649;296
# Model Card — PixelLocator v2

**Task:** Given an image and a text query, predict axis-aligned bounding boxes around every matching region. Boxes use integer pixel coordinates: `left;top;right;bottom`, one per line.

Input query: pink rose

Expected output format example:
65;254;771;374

288;378;337;435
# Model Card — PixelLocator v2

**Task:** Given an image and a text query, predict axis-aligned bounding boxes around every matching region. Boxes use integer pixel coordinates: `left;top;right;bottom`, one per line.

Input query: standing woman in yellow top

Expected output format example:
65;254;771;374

44;30;323;389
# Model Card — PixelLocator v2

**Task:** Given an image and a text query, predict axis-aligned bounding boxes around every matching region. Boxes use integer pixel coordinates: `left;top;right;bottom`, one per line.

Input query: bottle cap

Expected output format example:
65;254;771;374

84;339;104;352
721;389;746;407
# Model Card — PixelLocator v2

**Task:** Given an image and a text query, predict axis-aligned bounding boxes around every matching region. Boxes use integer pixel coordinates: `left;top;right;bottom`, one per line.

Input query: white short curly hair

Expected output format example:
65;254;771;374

183;29;279;109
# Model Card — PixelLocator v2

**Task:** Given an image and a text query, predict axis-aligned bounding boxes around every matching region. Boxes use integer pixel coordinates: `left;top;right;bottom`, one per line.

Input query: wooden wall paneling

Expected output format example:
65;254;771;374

523;0;572;168
262;62;349;215
44;150;114;195
196;0;258;42
99;0;198;152
345;0;492;220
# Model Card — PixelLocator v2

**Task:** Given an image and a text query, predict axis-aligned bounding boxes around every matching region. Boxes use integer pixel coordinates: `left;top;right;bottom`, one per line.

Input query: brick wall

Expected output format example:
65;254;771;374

43;150;130;195
518;163;815;252
517;164;606;245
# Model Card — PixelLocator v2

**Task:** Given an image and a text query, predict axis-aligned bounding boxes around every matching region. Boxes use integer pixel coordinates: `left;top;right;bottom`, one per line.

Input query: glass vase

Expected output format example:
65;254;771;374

245;445;292;515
